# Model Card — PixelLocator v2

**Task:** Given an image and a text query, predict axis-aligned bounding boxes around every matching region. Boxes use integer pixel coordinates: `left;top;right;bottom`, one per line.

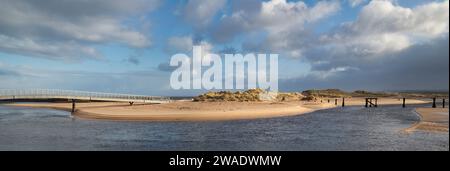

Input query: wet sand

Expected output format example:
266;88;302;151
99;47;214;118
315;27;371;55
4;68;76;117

4;97;429;121
405;108;449;133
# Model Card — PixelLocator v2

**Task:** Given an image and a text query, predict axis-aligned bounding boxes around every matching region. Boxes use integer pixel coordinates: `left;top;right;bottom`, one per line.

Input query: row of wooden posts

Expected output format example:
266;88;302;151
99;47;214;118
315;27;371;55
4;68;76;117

69;97;447;113
323;97;447;108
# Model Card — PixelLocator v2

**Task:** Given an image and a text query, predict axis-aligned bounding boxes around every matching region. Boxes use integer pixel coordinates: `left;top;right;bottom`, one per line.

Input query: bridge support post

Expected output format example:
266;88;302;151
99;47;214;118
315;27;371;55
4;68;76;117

342;97;345;107
71;99;76;113
402;98;406;108
432;98;436;108
365;98;378;108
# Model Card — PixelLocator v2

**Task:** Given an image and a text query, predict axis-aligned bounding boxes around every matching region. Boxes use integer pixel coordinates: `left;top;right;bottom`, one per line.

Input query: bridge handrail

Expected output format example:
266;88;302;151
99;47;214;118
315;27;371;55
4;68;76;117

0;89;170;101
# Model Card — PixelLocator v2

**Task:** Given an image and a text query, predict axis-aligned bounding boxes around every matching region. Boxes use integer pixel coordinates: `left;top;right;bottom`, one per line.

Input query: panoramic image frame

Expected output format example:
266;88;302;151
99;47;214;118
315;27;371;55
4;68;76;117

0;0;449;168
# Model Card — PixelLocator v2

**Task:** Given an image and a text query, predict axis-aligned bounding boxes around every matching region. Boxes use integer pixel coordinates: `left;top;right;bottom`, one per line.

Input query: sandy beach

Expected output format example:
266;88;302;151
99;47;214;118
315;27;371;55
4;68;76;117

404;108;449;133
8;101;334;121
5;97;429;121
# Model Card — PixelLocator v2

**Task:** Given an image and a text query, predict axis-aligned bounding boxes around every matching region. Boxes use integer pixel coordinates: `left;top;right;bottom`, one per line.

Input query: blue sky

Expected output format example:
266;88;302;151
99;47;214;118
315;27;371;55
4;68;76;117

0;0;448;96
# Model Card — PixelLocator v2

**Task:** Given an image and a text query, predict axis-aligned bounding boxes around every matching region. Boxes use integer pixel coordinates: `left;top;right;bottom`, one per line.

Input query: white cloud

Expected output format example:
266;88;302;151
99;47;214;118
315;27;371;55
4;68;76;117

245;0;341;33
319;0;449;59
259;0;341;58
183;0;227;28
167;36;194;52
166;35;213;55
213;0;340;58
0;35;102;61
310;66;360;79
349;0;449;38
0;0;160;60
282;37;449;91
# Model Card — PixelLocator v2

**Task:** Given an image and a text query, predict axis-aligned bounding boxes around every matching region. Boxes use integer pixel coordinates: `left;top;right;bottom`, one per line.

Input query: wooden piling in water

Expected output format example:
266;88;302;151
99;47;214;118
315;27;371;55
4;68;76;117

443;99;446;108
342;97;345;107
432;98;436;108
365;98;378;108
335;99;337;105
71;99;76;113
402;98;406;108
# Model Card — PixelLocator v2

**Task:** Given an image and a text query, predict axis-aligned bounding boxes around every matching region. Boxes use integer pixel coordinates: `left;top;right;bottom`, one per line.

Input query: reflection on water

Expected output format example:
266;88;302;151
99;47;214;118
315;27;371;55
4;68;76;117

0;104;448;151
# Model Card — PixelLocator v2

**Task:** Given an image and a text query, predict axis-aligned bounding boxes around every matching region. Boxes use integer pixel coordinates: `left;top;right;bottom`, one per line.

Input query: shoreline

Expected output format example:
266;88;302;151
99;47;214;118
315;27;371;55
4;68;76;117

2;97;430;122
5;101;335;122
72;104;323;122
404;107;449;133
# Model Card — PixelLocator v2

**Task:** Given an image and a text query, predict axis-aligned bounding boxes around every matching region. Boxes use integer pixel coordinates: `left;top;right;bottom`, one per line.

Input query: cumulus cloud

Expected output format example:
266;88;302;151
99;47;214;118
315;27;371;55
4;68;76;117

167;35;194;52
166;35;213;54
281;37;449;91
213;0;340;58
0;0;160;60
161;35;214;72
280;0;449;91
310;0;449;71
346;0;448;37
0;35;103;61
182;0;227;29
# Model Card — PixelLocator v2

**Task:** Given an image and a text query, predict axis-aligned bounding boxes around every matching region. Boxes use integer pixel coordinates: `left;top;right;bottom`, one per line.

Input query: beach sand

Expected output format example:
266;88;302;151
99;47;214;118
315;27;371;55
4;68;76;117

405;108;449;133
8;101;334;121
5;97;429;121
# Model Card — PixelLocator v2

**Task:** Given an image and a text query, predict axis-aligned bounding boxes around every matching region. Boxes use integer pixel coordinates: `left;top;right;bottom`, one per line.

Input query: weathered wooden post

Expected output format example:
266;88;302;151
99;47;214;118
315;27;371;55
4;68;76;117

375;98;378;107
432;98;436;108
402;98;406;108
342;97;345;107
335;99;337;105
443;99;446;108
71;99;76;113
365;98;368;108
328;99;330;103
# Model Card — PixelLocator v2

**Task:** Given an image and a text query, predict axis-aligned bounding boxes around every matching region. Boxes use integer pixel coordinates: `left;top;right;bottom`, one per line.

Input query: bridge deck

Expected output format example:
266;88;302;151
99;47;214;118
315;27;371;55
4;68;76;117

0;89;170;103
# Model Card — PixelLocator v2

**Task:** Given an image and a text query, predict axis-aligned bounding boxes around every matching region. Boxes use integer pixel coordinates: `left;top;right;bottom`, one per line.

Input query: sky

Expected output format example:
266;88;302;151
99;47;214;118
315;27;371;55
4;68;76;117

0;0;448;96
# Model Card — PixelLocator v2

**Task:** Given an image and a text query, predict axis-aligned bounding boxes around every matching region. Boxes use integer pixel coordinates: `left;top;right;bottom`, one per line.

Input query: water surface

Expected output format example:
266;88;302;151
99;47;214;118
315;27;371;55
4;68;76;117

0;104;448;150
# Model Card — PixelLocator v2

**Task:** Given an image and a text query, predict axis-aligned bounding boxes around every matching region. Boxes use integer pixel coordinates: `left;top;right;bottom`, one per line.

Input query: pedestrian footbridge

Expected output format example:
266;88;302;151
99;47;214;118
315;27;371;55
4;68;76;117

0;89;171;104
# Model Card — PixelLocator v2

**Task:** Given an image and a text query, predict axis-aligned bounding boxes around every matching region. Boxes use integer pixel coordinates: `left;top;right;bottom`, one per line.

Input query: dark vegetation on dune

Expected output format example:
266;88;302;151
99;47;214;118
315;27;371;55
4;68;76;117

193;89;449;102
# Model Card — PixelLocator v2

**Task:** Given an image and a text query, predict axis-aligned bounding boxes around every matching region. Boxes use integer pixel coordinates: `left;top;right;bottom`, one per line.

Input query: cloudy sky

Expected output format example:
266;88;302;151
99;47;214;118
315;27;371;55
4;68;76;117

0;0;448;96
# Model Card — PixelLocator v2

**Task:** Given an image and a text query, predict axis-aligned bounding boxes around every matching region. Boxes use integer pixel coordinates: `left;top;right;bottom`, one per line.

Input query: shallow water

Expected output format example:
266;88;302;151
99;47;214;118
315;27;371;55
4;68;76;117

0;104;448;151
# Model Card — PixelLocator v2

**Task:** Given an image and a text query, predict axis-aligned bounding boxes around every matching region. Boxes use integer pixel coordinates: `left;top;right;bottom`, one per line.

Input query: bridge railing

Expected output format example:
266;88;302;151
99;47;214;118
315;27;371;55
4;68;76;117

0;89;170;101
